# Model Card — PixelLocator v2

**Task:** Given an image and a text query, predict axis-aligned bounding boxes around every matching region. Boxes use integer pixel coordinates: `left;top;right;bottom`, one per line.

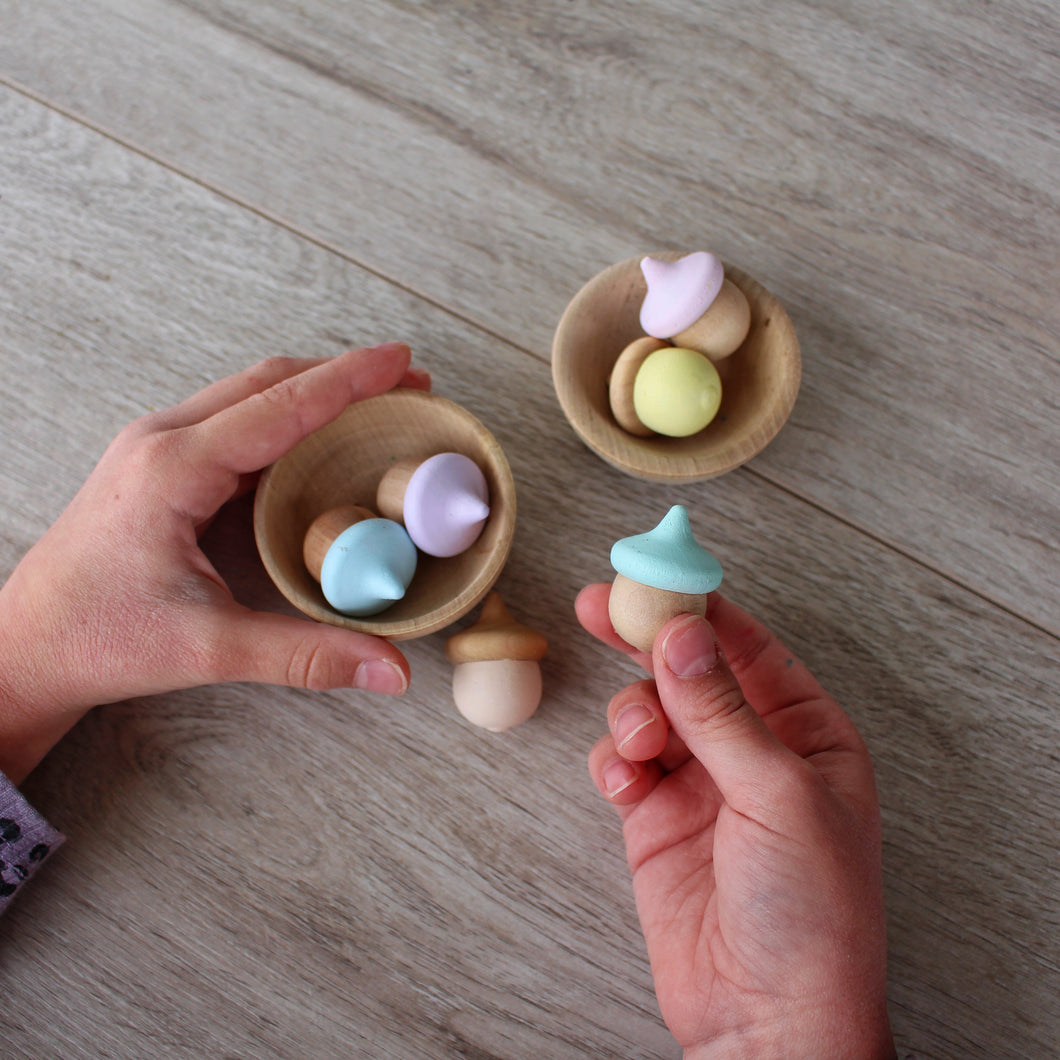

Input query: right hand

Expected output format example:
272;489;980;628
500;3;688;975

578;585;895;1059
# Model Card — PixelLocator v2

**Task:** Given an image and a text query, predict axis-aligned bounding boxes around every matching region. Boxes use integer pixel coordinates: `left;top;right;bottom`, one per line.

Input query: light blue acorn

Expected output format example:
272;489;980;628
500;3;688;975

304;505;418;617
608;505;722;652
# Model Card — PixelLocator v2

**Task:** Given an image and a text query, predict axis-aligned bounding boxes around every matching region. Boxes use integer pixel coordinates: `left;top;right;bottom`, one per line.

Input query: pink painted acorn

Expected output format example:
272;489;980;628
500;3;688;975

376;452;490;558
639;251;751;363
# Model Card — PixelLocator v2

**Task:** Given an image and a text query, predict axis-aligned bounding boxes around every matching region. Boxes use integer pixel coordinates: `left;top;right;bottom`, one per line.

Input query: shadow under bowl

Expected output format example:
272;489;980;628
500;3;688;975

551;253;801;482
253;389;516;640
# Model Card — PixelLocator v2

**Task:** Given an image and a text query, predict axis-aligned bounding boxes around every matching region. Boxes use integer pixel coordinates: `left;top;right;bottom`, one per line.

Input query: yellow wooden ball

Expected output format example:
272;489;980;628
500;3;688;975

632;347;722;437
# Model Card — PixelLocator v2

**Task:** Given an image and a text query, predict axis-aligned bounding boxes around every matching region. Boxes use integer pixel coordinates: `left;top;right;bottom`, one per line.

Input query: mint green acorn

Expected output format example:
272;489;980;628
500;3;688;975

608;505;722;652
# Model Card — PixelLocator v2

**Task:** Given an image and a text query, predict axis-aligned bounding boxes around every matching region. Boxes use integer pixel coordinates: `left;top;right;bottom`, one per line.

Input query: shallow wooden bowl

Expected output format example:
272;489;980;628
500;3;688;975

551;253;801;482
253;389;516;640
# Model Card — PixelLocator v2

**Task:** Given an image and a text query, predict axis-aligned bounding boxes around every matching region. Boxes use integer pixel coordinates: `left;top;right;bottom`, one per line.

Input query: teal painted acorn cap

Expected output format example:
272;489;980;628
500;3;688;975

609;505;723;594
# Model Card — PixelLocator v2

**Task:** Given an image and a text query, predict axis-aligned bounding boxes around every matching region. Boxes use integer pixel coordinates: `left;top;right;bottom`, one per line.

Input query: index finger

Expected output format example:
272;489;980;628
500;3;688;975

574;582;654;672
190;342;412;475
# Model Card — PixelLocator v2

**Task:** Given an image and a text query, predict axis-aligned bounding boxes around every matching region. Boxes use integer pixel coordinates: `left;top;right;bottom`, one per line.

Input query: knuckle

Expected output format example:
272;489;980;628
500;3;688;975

103;421;186;487
107;413;165;455
254;376;311;435
252;355;301;380
131;426;186;472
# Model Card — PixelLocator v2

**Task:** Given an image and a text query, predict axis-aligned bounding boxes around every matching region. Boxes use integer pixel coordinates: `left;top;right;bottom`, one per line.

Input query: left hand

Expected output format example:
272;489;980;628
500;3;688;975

0;343;427;782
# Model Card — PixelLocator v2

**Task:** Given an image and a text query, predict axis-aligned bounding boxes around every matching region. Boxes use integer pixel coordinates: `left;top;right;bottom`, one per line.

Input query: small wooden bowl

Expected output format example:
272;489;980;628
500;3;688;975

551;253;801;482
253;389;516;640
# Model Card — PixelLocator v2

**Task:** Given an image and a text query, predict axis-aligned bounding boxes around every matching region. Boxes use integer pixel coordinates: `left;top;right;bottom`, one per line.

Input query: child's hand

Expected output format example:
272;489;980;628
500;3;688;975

578;584;895;1060
0;344;427;783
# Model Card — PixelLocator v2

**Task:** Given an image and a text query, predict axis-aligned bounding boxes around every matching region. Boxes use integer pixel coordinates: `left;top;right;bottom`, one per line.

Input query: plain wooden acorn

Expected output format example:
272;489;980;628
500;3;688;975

445;592;548;663
303;504;375;581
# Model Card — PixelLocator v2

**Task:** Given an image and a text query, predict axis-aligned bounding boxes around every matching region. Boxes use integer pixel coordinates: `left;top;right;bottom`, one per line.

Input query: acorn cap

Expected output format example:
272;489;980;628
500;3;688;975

405;452;490;557
445;592;548;663
639;252;725;338
610;505;723;594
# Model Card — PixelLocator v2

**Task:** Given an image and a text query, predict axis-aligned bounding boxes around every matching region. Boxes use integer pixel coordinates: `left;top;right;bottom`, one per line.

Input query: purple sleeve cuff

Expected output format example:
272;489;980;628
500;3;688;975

0;771;64;915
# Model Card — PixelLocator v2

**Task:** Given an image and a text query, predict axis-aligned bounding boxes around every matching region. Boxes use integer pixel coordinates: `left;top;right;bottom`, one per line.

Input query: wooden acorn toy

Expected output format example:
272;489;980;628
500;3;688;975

608;505;723;653
640;251;751;362
445;592;549;732
377;452;491;558
303;505;418;617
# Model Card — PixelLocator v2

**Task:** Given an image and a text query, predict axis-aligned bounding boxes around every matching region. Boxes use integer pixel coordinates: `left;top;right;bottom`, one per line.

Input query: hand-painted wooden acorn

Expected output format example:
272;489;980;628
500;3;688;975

640;251;751;362
377;452;490;558
609;505;723;653
610;341;723;438
445;592;548;732
303;504;417;617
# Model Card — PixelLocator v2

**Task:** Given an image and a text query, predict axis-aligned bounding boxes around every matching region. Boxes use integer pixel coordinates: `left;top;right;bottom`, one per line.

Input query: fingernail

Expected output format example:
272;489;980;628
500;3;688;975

602;758;638;798
354;659;408;696
615;702;656;749
662;616;718;678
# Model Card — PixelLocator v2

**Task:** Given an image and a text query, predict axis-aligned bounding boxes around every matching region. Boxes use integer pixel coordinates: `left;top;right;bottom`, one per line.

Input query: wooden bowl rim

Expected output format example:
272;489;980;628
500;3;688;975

253;389;516;640
551;252;801;483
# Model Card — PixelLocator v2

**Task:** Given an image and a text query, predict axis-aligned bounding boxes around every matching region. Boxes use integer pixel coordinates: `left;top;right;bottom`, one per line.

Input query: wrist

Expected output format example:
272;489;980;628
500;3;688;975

0;565;91;782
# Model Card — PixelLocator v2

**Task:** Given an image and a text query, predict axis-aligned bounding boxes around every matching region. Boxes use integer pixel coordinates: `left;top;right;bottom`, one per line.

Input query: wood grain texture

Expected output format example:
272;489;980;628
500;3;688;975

0;0;1056;632
0;9;1057;1060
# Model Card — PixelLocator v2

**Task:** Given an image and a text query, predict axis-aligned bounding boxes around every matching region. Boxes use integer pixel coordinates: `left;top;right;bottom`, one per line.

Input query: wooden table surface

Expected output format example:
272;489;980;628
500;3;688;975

1;2;1057;1057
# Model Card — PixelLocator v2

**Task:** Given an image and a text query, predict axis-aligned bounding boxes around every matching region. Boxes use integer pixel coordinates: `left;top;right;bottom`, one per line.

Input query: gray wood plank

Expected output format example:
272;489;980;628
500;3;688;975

1;81;1058;1060
0;0;1057;634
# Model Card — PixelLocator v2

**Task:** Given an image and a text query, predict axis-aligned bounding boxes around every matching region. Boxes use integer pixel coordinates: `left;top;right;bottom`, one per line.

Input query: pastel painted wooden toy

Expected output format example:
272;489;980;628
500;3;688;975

608;505;723;653
640;251;751;362
303;504;418;617
377;451;490;558
629;344;723;437
445;593;548;732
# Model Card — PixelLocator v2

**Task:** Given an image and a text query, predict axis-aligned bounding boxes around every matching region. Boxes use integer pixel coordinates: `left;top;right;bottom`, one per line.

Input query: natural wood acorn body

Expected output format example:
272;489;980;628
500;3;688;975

671;277;751;362
302;504;375;581
375;459;419;523
609;336;668;436
608;573;707;653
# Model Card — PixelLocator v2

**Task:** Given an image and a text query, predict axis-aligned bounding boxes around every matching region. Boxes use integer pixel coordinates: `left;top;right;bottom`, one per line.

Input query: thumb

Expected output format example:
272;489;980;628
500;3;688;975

215;609;410;695
654;613;800;813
